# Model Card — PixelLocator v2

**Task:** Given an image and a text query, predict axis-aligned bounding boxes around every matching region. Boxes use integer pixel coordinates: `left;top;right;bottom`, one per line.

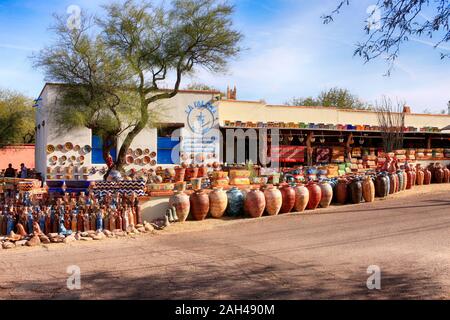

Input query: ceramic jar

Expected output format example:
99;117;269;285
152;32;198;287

226;187;244;217
209;188;228;219
185;167;199;181
244;189;266;218
190;190;210;221
169;191;190;222
423;168;432;185
319;182;333;208
388;173;397;194
279;184;296;214
416;167;424;185
335;179;348;205
264;185;282;216
397;171;404;191
443;168;450;183
306;183;322;210
434;165;444;183
375;175;389;198
349;179;363;204
174;167;186;183
294;185;309;212
362;176;375;203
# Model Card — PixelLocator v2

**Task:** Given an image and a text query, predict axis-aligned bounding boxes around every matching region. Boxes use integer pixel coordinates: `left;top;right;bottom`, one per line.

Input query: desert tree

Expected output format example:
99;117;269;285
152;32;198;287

375;96;406;152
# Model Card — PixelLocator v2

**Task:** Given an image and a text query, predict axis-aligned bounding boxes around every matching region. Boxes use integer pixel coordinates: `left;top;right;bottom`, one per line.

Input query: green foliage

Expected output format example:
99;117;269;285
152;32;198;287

285;87;369;110
34;0;242;170
0;89;35;146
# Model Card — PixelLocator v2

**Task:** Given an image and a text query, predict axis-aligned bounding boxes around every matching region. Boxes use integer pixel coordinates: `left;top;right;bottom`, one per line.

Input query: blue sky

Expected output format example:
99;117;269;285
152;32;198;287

0;0;449;113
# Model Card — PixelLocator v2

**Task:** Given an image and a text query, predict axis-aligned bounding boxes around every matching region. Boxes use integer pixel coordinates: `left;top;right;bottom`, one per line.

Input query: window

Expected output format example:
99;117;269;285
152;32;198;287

92;134;117;165
157;124;183;165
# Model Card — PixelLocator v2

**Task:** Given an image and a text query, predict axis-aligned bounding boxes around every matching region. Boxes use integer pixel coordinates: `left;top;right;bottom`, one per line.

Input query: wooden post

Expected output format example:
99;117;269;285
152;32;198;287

306;132;314;166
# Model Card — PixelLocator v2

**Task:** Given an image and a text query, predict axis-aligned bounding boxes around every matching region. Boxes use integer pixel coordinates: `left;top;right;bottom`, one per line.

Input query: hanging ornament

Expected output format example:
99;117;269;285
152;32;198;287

310;136;316;143
320;137;325;144
359;138;365;145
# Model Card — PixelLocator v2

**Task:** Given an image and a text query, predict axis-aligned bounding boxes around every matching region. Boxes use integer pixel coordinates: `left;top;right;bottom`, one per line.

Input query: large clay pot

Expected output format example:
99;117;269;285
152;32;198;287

375;175;389;198
416;168;424;185
319;182;333;208
423;169;432;185
306;183;322;210
244;189;266;218
174;167;186;183
169;191;190;222
406;171;415;189
279;185;296;213
443;168;450;183
362;176;375;203
349;180;363;204
402;171;408;191
190;190;210;221
226;187;244;217
209;188;228;219
388;173;397;194
335;179;348;205
185;167;199;181
434;166;444;183
294;185;309;212
264;186;282;216
397;171;404;191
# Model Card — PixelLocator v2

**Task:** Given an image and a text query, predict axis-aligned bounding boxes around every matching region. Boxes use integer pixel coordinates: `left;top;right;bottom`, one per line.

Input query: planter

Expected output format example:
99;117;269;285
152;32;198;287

170;191;190;222
349;180;363;204
362;176;375;203
335;179;348;205
226;187;244;217
375;175;389;198
306;183;322;210
191;178;203;191
244;189;266;218
190;190;210;221
294;185;309;212
209;188;228;219
174;167;186;182
264;186;282;216
185;167;199;181
319;182;333;208
279;184;296;213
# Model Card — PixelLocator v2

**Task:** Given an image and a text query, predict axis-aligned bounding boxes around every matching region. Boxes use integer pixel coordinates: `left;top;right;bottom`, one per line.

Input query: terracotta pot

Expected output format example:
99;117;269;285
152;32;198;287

170;191;190;222
198;166;208;178
406;171;415;189
443;168;450;183
349;180;363;204
226;187;244;217
388;173;397;195
294;185;309;212
190;190;209;221
306;183;322;210
375;175;389;198
416;168;424;185
402;171;408;191
191;178;203;191
434;167;444;184
319;182;333;208
397;171;404;191
185;167;199;181
244;189;266;218
174;167;186;183
209;188;228;219
279;184;296;213
335;179;348;205
423;169;432;185
264;186;282;216
362;176;375;203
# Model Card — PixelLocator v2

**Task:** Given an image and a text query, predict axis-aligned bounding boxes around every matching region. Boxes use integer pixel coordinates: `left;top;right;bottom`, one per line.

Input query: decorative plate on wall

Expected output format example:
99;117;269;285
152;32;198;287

150;160;157;166
150;152;157;159
74;145;81;152
126;156;134;165
83;145;92;154
143;156;151;164
57;144;64;152
47;145;55;154
65;142;74;151
134;148;143;157
127;148;133;155
144;148;150;155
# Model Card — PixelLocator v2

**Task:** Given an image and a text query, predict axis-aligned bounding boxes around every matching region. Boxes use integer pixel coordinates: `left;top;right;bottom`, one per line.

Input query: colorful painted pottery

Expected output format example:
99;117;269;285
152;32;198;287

46;145;55;154
198;166;208;178
191;178;203;191
349;180;363;204
83;145;92;154
226;187;244;217
319;182;333;208
143;156;151;165
335;179;348;205
175;181;187;192
74;145;81;152
185;167;199;181
388;173;397;194
150;160;157;166
397;171;404;191
57;144;64;152
402;171;408;191
306;183;322;210
169;191;190;222
209;188;228;219
294;185;309;212
175;167;186;182
244;189;266;218
362;176;375;203
150;152;157;158
64;142;74;151
127;148;133;155
375;175;389;198
126;156;134;165
279;184;295;213
264;185;282;216
190;190;209;221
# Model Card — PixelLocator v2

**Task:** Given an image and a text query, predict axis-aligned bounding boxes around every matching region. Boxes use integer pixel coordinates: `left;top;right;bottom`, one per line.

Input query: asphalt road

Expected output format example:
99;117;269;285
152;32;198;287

0;185;449;300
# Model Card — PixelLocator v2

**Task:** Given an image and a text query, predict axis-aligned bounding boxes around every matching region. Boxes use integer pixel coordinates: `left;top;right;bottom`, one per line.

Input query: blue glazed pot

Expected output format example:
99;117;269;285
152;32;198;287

397;171;404;191
226;187;244;217
96;215;103;231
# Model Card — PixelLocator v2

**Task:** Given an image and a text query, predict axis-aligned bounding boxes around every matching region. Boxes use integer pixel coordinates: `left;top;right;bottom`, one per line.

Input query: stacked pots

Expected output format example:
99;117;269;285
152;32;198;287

185;167;199;181
294;185;309;212
362;176;375;203
319;182;333;208
244;189;266;218
279;184;296;214
306;182;322;210
226;187;244;217
349;179;363;204
375;174;389;198
190;190;210;221
335;179;348;205
209;188;228;219
169;191;190;222
264;185;282;216
174;167;186;182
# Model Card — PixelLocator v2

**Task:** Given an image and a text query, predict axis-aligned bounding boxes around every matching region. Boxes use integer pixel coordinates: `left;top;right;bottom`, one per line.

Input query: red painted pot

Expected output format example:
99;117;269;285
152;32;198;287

279;185;295;214
244;189;266;218
416;169;424;185
443;168;450;183
174;167;186;183
335;179;348;205
424;169;432;185
306;183;322;210
406;171;415;189
190;190;210;221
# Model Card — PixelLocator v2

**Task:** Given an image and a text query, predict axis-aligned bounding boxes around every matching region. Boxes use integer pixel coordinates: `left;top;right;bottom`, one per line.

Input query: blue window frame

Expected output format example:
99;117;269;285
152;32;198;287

92;135;117;164
157;137;180;165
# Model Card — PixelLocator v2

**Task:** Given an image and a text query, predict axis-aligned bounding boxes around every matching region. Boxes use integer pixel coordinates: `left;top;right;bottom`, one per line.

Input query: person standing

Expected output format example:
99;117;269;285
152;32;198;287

18;163;27;179
4;164;16;178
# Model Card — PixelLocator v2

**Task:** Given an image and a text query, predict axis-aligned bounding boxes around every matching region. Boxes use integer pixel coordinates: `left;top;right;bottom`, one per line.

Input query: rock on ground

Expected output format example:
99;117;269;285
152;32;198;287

26;236;41;247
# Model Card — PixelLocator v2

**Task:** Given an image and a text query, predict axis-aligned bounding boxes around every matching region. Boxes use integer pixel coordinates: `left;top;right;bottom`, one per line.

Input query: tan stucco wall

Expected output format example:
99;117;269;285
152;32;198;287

216;100;450;129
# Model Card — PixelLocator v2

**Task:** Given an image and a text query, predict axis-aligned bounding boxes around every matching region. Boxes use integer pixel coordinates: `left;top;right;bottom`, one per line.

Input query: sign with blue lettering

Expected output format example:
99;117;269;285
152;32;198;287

186;101;217;135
